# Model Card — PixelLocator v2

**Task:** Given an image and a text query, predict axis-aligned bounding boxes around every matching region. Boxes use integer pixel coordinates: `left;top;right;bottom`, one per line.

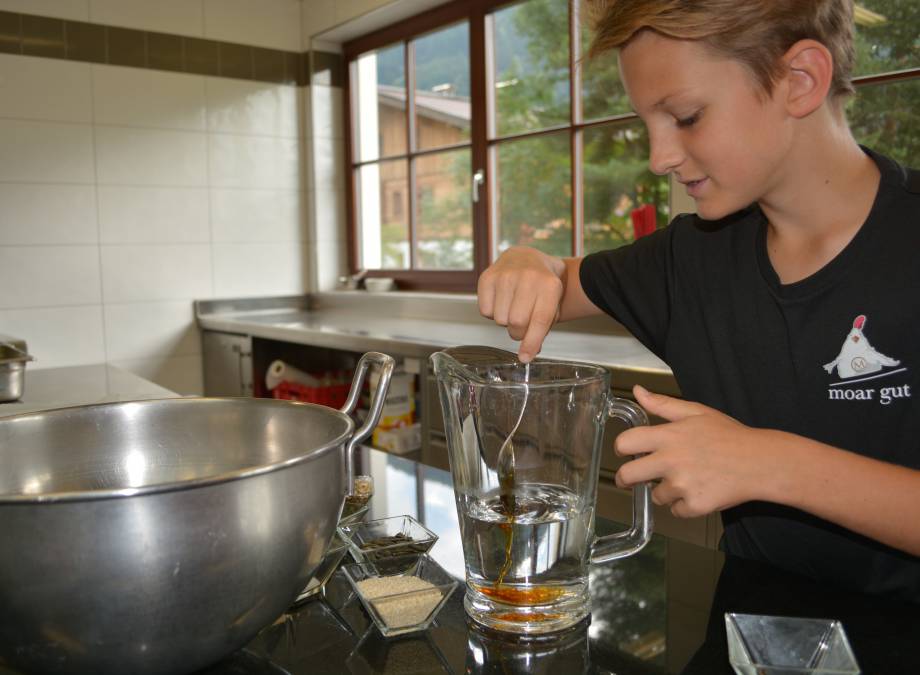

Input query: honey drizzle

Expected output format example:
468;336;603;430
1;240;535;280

495;448;516;587
476;583;566;605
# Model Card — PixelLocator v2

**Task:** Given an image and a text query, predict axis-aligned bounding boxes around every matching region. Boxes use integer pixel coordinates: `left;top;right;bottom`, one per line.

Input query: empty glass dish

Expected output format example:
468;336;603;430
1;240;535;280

725;613;860;674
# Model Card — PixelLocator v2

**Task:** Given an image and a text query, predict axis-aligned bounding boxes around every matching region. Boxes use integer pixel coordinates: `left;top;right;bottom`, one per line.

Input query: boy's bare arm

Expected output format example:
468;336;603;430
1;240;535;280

478;248;602;362
615;387;920;558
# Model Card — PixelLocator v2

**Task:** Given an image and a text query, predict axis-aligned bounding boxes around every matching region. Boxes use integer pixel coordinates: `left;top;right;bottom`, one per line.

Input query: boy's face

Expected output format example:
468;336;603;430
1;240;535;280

619;31;792;220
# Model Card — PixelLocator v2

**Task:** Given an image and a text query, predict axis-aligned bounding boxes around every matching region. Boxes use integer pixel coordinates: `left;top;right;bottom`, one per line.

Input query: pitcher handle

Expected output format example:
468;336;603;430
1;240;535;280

590;396;654;563
340;352;395;495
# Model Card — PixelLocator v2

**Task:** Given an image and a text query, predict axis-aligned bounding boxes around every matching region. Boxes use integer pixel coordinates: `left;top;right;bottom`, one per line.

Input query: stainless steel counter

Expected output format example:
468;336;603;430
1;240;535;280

0;364;177;417
195;292;678;394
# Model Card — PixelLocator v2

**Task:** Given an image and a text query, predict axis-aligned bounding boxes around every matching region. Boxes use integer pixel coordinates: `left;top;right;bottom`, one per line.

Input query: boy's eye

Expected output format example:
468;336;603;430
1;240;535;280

676;112;700;128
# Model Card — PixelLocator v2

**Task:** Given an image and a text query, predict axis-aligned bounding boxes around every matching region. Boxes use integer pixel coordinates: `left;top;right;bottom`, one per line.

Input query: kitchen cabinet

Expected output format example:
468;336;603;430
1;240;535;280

202;331;253;396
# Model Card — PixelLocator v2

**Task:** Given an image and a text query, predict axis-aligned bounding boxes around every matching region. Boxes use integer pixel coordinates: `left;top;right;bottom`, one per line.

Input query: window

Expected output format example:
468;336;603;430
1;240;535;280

848;1;920;167
345;0;920;290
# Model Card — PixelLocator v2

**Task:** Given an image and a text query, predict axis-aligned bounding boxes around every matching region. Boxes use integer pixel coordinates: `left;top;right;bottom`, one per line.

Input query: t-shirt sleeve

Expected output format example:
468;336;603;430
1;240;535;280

579;217;682;359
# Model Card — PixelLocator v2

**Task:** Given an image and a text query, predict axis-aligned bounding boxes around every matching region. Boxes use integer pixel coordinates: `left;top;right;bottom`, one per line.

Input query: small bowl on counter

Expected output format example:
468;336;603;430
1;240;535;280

340;514;438;564
341;553;457;637
364;277;395;293
0;339;33;403
725;613;860;675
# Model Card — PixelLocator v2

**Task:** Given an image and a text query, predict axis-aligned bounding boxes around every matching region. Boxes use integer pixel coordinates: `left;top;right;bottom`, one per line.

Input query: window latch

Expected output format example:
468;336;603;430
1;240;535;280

472;169;485;203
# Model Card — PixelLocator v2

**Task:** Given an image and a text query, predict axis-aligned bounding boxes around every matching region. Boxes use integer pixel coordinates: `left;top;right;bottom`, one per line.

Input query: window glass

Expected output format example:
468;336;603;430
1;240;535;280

491;0;570;137
853;1;920;77
580;25;632;121
416;149;473;270
583;122;669;255
354;43;406;161
414;22;471;150
494;131;571;256
357;159;409;269
849;77;920;167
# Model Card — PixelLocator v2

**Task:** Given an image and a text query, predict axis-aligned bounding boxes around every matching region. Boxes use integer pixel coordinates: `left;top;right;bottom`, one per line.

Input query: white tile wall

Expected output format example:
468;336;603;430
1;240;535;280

210;188;305;242
0;305;105;368
212;242;309;298
0;246;101;309
93;66;207;131
100;244;212;303
95;126;209;186
308;83;347;289
206;77;299;138
203;0;302;52
103;300;200;361
0;55;92;123
313;186;346;235
0;48;311;393
89;0;204;37
312;235;347;292
97;186;210;244
0;119;95;183
310;84;343;140
0;0;88;21
0;184;97;245
209;134;301;189
311;134;345;194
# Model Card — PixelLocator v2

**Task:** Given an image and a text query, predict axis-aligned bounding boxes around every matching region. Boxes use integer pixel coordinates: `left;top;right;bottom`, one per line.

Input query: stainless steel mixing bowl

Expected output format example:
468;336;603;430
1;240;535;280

0;352;394;675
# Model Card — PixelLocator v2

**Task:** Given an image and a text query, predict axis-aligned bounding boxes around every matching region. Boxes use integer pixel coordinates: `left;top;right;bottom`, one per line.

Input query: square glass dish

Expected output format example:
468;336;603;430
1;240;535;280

726;613;860;675
340;515;438;564
341;554;458;637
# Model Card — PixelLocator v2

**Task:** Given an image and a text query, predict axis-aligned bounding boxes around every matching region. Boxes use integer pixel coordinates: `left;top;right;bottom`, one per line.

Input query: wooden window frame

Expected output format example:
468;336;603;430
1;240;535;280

343;1;920;292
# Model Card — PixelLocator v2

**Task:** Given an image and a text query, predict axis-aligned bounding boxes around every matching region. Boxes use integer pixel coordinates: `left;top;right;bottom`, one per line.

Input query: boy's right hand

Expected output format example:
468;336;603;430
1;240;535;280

477;246;567;363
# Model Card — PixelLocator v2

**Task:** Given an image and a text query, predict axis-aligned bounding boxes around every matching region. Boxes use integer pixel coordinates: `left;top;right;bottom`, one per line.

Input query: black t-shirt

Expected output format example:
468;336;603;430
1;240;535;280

580;148;920;601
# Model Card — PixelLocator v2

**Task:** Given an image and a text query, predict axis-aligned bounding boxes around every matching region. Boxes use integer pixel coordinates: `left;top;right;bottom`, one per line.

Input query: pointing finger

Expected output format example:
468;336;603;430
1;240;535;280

518;281;562;362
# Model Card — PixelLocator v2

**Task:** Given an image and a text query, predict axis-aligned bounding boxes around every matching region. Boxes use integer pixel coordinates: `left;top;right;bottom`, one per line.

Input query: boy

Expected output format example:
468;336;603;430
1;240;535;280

477;0;920;600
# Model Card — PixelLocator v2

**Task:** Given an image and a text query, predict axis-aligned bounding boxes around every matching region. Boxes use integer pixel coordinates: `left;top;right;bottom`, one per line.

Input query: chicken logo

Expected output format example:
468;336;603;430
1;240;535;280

823;315;900;379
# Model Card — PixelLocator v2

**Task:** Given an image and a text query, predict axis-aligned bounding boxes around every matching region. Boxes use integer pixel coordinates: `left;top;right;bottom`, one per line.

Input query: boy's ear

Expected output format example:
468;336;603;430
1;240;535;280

780;39;834;118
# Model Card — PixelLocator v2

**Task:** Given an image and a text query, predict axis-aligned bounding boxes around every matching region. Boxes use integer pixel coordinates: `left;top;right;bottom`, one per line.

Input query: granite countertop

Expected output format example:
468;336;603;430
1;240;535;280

0;364;177;418
219;448;917;674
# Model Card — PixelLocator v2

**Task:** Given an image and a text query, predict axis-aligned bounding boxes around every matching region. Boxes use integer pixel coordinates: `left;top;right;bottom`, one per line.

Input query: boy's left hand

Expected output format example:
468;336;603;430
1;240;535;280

614;385;774;518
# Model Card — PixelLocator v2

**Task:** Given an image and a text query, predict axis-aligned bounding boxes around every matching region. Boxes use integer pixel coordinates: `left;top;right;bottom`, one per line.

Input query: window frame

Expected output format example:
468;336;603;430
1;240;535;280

344;0;493;291
343;1;920;292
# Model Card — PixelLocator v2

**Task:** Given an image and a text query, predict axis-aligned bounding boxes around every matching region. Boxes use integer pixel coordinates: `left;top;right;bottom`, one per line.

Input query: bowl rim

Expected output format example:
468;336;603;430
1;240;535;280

0;396;354;504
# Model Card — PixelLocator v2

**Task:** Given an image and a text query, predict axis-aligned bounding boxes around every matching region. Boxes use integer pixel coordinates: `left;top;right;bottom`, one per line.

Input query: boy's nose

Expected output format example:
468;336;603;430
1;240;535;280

648;131;684;176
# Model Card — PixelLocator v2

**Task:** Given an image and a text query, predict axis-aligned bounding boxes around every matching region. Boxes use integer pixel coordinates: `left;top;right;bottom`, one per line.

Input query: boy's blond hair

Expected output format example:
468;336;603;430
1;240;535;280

585;0;856;100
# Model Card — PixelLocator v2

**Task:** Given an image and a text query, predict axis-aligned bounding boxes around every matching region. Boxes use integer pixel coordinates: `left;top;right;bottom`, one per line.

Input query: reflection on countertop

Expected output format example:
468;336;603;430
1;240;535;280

0;363;177;418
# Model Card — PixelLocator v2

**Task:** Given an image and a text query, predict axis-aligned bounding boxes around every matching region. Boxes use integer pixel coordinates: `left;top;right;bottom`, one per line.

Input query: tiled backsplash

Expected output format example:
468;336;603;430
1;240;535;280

0;0;370;394
0;54;310;393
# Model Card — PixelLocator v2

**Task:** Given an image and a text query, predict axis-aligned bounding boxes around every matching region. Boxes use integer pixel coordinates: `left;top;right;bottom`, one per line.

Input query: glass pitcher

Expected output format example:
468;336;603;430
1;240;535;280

431;346;653;635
